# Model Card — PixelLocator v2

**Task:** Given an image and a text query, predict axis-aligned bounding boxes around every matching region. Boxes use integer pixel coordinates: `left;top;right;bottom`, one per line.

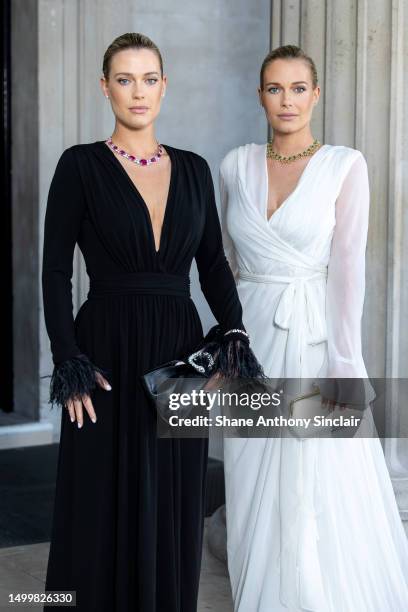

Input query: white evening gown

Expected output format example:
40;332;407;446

219;143;408;612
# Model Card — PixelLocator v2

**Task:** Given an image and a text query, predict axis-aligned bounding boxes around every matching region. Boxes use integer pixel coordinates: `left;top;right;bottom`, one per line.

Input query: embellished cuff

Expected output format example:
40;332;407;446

49;353;108;408
188;325;265;379
222;328;250;344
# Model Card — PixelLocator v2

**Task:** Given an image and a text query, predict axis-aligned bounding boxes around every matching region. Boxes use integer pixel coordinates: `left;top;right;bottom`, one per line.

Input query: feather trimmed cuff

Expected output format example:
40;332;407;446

188;325;265;379
49;353;107;408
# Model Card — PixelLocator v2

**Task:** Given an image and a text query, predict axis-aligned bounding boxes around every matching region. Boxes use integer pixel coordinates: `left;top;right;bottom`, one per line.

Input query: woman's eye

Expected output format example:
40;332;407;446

118;78;130;85
146;78;158;85
267;86;306;94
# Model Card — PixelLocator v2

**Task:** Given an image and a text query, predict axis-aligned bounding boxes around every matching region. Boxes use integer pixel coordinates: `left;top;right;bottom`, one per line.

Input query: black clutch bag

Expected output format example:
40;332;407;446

141;324;265;425
141;360;210;424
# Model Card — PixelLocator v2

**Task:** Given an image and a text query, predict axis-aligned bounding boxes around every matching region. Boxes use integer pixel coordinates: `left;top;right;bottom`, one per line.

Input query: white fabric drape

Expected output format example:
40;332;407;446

220;143;408;612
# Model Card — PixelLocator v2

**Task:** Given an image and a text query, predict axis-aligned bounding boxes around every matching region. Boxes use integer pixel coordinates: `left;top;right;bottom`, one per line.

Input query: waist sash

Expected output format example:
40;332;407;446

238;269;328;378
88;272;191;299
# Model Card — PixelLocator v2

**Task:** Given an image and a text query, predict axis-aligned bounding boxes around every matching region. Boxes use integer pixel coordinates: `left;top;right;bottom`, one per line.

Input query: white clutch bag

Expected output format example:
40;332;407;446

287;386;363;440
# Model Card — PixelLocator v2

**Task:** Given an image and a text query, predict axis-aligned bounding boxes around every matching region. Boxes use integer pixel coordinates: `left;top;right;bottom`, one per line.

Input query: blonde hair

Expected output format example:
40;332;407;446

260;44;318;90
102;32;163;80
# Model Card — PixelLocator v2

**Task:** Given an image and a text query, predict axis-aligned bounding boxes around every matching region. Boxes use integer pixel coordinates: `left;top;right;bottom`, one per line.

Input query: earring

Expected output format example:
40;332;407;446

105;95;109;99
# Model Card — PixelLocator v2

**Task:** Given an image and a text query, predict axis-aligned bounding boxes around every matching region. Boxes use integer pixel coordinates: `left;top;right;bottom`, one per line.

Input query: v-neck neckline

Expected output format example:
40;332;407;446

263;143;329;223
98;140;176;256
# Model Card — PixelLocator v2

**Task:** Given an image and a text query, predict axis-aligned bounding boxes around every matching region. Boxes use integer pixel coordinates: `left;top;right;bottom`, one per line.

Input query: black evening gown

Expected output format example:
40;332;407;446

41;141;244;612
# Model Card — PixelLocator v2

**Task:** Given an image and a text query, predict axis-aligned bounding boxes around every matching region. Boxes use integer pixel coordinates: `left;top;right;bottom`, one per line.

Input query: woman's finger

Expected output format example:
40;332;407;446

322;398;337;413
321;398;349;411
74;398;84;428
95;371;112;391
66;399;76;423
204;372;222;391
83;395;97;423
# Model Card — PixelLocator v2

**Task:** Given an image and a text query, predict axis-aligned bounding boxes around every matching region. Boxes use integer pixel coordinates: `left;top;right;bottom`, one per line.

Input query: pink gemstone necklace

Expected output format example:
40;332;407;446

105;136;163;166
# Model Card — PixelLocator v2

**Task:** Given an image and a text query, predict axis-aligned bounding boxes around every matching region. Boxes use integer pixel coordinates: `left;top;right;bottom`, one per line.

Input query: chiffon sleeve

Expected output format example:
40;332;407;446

42;147;106;407
321;152;375;404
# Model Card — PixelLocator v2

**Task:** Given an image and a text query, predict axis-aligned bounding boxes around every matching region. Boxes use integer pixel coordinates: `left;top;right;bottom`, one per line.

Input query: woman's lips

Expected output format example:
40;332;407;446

129;107;149;114
278;114;297;120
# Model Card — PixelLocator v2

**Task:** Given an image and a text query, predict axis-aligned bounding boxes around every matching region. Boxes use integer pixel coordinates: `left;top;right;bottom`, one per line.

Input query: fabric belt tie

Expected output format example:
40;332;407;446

88;272;191;299
238;269;328;378
238;268;329;609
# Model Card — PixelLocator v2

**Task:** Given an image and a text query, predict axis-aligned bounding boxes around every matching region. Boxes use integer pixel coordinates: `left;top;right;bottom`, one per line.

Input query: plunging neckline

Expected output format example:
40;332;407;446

263;143;329;223
100;140;176;256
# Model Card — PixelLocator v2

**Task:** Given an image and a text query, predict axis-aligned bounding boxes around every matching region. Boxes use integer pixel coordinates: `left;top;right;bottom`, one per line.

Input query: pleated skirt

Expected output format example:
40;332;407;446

44;294;208;612
224;281;408;612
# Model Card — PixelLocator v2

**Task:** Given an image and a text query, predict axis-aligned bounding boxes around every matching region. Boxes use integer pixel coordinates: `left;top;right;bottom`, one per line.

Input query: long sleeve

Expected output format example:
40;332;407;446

219;162;239;282
42;147;85;365
325;153;368;377
42;147;105;407
195;161;244;332
194;161;264;379
321;152;375;405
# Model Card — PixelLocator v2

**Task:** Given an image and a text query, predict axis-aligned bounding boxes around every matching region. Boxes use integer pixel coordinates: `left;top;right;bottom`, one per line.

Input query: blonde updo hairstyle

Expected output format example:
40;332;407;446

102;32;163;80
260;44;318;90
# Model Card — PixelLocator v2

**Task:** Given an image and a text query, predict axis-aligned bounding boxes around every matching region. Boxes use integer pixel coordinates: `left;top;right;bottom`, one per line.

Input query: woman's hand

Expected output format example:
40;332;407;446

203;371;224;392
66;371;112;428
321;395;348;411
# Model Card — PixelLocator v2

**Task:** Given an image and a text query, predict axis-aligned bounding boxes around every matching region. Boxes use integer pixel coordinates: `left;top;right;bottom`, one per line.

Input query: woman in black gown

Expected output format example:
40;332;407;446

42;33;259;612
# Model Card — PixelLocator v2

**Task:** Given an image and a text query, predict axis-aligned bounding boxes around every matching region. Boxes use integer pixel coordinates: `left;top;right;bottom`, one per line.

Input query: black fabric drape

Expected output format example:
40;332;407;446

41;142;244;612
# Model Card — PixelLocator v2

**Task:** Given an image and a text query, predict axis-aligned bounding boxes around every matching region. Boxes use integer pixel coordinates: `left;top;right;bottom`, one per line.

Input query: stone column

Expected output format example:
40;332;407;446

383;0;408;530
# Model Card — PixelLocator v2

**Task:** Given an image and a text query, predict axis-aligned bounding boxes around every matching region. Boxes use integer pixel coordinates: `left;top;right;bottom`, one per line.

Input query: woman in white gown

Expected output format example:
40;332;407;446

220;44;408;612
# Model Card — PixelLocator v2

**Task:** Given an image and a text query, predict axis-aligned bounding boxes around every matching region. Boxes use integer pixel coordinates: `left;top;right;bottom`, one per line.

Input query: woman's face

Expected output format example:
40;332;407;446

100;47;166;131
258;58;320;135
